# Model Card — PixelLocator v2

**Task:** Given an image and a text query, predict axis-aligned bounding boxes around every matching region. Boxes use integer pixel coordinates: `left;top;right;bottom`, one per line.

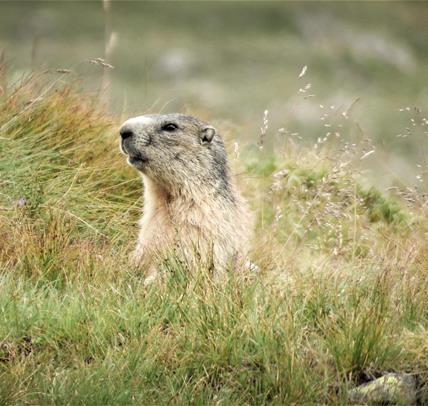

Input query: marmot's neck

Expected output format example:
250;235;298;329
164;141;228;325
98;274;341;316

142;174;235;211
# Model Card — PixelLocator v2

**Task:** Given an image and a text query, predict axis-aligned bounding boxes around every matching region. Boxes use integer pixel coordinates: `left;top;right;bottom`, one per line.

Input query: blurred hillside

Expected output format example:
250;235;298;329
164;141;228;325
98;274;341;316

0;1;427;188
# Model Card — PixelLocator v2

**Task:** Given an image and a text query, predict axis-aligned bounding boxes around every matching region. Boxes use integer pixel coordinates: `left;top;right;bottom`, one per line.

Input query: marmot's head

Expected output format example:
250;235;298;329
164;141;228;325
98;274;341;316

119;114;232;197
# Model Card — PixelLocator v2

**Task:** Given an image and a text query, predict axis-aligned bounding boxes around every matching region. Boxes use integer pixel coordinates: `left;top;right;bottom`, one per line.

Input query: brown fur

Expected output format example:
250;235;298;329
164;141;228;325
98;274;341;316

119;113;252;279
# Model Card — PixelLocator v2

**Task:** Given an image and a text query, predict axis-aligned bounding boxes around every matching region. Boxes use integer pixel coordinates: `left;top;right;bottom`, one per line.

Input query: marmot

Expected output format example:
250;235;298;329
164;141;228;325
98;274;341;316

119;113;252;279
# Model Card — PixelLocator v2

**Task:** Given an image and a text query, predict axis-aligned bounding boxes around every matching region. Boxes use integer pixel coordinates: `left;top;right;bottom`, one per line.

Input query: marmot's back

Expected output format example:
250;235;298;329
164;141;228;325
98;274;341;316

119;113;252;277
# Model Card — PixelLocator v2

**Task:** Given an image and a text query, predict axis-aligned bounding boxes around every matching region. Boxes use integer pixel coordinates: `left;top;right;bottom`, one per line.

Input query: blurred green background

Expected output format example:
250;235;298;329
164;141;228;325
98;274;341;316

1;1;427;189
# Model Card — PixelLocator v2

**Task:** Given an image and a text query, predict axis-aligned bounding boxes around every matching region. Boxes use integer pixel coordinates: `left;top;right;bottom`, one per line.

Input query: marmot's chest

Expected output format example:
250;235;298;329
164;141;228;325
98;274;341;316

145;201;221;240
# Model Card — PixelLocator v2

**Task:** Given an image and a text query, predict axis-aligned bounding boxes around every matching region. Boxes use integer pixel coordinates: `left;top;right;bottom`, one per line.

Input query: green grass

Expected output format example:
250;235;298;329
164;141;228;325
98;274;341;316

1;76;428;404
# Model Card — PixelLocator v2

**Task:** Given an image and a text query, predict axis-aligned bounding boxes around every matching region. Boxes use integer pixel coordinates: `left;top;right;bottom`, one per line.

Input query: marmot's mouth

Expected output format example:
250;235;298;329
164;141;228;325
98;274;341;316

127;152;148;169
121;141;148;168
129;154;144;164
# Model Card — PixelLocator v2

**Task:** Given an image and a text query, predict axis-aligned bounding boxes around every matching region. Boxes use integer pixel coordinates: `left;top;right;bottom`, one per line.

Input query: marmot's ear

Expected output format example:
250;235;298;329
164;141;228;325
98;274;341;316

200;126;216;145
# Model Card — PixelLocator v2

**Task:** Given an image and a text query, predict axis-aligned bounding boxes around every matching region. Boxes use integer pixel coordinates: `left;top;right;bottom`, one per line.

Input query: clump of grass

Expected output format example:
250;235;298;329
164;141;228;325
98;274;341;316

358;186;406;224
1;74;428;404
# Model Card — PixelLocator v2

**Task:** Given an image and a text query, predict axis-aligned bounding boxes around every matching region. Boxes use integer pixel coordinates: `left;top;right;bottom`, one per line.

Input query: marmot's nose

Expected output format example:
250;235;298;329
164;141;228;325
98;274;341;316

120;127;134;140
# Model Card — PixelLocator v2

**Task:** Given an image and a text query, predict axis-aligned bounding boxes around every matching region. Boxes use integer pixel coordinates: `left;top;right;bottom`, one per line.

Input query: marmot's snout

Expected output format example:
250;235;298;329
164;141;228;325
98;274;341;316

119;127;135;155
119;115;154;170
120;115;152;143
120;127;134;140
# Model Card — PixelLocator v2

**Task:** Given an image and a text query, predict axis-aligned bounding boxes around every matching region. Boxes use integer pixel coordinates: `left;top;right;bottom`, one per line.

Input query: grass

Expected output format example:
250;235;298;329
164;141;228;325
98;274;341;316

1;75;428;405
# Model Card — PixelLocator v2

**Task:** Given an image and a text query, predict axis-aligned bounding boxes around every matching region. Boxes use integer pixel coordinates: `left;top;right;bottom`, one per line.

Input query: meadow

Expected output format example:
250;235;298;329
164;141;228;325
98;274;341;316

1;71;428;404
1;2;428;404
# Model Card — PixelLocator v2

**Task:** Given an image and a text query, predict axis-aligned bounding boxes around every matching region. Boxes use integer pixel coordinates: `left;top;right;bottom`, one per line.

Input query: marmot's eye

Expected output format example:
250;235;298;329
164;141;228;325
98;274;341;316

161;123;179;132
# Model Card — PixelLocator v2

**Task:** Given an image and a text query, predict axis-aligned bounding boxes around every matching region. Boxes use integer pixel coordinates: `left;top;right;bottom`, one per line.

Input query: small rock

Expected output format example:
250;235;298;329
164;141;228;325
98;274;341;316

348;373;417;405
16;197;27;207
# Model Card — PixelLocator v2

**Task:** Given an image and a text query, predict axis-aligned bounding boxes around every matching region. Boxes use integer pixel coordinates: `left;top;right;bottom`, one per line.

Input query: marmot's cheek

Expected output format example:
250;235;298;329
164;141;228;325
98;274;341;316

137;134;152;147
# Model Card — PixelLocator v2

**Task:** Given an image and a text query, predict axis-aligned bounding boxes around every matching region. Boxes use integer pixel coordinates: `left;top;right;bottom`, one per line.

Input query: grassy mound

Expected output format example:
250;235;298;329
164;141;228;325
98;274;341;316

1;76;428;404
